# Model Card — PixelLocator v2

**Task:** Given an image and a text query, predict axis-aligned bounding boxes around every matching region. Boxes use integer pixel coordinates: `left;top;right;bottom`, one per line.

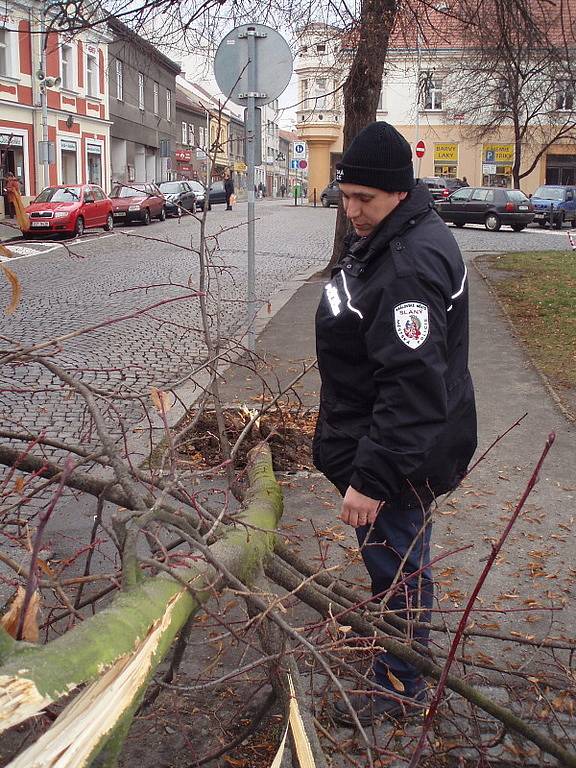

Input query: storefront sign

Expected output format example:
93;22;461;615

0;134;23;147
434;143;458;162
234;161;247;172
483;144;514;163
61;140;77;151
87;143;101;155
175;149;192;162
482;163;497;175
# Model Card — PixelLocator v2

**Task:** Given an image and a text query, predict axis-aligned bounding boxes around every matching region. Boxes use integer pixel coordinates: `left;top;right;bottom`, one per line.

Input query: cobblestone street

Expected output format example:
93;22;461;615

0;200;333;446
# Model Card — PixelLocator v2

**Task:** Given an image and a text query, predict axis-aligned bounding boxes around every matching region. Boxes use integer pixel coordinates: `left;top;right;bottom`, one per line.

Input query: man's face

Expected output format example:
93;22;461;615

339;183;408;237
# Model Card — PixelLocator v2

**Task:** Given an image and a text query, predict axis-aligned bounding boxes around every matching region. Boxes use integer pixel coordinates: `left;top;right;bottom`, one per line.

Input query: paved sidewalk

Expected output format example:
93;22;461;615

217;253;576;652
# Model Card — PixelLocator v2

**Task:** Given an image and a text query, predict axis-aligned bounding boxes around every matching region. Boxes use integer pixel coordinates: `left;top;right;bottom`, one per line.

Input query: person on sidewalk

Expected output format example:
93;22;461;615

313;121;477;726
224;173;235;210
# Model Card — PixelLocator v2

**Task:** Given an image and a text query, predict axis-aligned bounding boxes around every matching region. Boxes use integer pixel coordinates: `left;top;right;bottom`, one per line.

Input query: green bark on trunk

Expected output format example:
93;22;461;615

0;445;282;768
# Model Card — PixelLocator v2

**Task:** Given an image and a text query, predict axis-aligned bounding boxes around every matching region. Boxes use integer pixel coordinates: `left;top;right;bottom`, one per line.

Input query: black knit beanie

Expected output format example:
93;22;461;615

335;121;415;191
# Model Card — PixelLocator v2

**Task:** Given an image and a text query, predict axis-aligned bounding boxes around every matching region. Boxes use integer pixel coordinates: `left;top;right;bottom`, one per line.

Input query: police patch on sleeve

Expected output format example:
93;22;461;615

394;302;429;349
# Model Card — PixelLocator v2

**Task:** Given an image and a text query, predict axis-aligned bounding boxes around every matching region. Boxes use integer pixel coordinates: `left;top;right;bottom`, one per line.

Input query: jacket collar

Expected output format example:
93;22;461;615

336;183;435;276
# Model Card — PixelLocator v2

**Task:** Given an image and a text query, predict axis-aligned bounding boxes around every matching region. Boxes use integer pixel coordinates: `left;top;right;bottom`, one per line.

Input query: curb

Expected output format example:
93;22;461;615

472;254;575;424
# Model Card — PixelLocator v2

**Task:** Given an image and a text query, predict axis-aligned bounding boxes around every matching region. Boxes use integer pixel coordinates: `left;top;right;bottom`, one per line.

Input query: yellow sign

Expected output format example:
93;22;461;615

483;144;514;163
234;162;247;173
434;143;458;162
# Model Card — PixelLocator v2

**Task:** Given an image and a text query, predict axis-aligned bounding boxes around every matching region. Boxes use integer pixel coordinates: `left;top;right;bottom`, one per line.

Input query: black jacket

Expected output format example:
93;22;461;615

313;183;477;505
224;178;234;195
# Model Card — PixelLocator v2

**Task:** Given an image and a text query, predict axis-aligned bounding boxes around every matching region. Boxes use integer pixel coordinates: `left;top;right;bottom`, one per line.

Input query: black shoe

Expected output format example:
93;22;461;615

332;682;427;727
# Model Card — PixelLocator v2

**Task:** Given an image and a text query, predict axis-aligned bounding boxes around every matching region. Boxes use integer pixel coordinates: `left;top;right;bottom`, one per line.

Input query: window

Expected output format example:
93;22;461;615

115;59;123;101
166;89;171;120
556;82;574;111
181;121;187;144
153;82;159;114
497;79;511;111
188;123;195;146
199;125;206;148
450;187;473;202
0;29;7;77
61;44;75;90
423;74;443;110
0;28;18;78
138;73;144;110
300;78;309;109
315;78;327;108
86;54;98;96
316;43;326;54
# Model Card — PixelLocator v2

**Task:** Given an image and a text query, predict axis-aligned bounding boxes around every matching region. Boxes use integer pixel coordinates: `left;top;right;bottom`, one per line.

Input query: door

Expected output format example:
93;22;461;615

82;186;97;226
92;186;109;225
468;188;492;223
442;187;473;223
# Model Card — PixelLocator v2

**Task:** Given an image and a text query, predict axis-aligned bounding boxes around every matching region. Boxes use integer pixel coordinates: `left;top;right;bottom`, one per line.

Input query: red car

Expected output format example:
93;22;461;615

110;182;166;225
26;184;113;237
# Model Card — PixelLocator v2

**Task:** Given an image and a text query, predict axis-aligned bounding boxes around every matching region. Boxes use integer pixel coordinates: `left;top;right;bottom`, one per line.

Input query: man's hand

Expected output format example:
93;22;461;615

340;486;384;527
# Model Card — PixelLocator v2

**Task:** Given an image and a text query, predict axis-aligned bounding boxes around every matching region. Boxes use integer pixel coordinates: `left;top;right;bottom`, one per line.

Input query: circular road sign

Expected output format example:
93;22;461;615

415;140;426;159
214;24;293;107
298;159;308;169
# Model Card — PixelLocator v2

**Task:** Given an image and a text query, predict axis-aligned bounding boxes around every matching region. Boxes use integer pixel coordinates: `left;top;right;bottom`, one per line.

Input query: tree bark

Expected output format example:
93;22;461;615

327;0;398;272
0;444;282;768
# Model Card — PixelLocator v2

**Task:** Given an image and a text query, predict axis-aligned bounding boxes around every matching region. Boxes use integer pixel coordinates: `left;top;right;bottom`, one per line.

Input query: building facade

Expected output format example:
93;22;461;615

0;0;112;209
295;17;576;199
174;85;210;183
108;18;180;185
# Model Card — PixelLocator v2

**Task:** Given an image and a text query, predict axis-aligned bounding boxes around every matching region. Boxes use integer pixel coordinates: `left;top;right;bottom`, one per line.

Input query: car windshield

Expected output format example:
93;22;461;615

189;182;205;194
111;185;146;198
533;187;564;200
159;183;182;194
35;187;81;203
506;190;530;202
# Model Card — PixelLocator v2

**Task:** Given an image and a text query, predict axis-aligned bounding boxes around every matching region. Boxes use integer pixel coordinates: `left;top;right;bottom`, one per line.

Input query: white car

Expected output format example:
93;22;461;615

188;181;206;211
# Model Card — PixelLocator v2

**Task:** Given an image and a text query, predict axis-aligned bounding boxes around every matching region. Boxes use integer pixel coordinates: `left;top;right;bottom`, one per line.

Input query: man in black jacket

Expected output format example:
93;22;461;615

314;122;477;726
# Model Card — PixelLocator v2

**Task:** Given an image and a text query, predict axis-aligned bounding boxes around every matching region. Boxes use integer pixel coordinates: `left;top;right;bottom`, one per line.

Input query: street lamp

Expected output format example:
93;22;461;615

38;0;84;187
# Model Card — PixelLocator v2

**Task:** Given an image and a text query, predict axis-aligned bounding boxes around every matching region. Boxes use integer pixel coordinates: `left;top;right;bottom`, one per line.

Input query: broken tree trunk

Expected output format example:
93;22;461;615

0;443;282;768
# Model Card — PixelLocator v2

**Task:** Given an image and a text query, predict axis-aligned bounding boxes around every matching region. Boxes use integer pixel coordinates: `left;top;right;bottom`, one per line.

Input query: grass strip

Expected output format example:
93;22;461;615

484;250;576;391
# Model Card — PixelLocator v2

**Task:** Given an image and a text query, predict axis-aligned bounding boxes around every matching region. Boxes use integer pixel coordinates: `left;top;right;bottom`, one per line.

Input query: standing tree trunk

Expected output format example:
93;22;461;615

327;0;399;271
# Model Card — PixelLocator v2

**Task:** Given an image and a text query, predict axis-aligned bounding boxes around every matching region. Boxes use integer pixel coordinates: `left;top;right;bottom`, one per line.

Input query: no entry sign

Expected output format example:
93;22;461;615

415;140;426;158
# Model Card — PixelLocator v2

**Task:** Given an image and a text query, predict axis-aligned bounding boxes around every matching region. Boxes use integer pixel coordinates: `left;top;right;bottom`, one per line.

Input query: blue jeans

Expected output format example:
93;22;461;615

355;502;432;692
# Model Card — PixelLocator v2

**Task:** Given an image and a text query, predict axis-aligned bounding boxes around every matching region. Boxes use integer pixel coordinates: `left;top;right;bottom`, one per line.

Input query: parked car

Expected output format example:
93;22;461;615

435;186;534;231
110;182;165;224
530;185;576;229
207;180;227;207
421;177;465;202
188;180;207;211
320;180;340;207
26;184;113;237
158;181;196;216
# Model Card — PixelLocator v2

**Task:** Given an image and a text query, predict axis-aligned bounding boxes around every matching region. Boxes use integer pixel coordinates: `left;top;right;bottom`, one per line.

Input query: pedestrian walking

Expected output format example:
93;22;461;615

224;173;235;210
313;121;477;726
461;176;469;186
280;184;286;198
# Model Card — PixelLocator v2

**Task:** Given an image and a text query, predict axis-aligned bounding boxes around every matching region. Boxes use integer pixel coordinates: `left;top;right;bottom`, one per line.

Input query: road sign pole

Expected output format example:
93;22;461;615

246;28;257;351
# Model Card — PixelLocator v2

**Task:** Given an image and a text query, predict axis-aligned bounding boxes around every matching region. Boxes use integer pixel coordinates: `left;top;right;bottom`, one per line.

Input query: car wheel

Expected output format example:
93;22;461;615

321;196;330;208
142;208;151;226
103;213;114;232
484;213;501;232
511;224;526;232
455;222;466;228
554;212;564;229
74;216;85;237
538;221;548;228
158;206;166;221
